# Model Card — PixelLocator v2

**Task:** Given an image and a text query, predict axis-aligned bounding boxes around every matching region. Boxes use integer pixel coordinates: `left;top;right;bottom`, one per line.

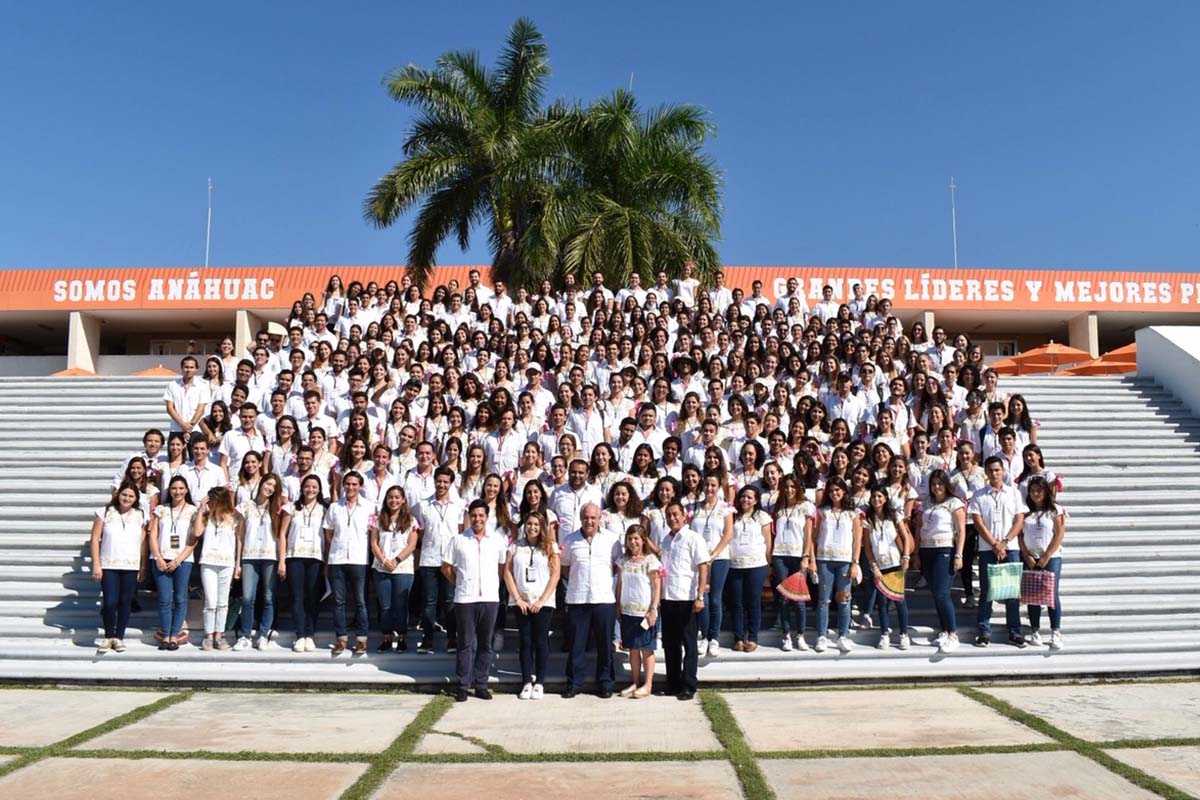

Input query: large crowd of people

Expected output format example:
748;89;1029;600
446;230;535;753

89;266;1067;700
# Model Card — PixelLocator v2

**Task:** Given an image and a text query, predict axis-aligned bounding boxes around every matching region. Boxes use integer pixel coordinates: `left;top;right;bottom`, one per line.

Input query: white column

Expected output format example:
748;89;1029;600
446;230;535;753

922;310;936;336
1068;312;1099;358
235;310;264;360
66;311;100;374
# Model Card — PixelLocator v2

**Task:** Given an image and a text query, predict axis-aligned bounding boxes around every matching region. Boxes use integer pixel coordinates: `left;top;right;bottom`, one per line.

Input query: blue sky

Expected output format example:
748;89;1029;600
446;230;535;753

2;3;1197;272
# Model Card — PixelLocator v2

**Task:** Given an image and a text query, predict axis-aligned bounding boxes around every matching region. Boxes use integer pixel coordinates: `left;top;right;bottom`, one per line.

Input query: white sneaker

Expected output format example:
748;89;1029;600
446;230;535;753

898;633;911;650
232;636;253;651
698;638;708;654
877;633;890;650
112;638;126;653
519;682;533;700
304;637;316;652
837;635;853;653
97;637;113;652
531;684;544;700
1050;630;1063;651
794;634;809;652
255;632;276;650
293;637;305;653
942;634;960;653
814;636;829;653
1028;630;1043;646
780;636;793;652
858;614;874;630
707;640;719;658
933;631;949;650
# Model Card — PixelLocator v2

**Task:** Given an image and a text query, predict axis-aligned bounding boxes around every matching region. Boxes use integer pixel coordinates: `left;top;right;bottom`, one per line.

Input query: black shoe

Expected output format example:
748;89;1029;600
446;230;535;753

652;687;673;697
974;633;991;648
562;687;578;699
157;641;169;651
447;643;458;654
597;688;613;699
1008;635;1028;649
455;689;469;702
396;638;407;653
167;641;179;651
376;639;393;653
417;639;432;654
676;691;695;701
474;687;493;700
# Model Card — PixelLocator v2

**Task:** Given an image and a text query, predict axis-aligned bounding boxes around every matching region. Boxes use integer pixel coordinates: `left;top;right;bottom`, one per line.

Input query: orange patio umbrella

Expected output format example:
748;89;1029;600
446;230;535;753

990;356;1056;376
1059;358;1136;376
1010;340;1093;368
1098;342;1136;364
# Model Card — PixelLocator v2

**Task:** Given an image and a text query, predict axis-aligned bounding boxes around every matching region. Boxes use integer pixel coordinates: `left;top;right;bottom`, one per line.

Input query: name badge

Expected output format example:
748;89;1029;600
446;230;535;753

169;534;181;550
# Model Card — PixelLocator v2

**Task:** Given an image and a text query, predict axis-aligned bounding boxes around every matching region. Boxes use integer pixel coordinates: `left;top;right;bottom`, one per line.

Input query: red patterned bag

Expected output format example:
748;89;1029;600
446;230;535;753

1020;569;1056;608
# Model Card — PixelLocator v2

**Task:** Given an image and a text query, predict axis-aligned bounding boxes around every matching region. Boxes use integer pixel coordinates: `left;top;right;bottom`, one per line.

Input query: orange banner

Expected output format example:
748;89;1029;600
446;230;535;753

1;265;1199;313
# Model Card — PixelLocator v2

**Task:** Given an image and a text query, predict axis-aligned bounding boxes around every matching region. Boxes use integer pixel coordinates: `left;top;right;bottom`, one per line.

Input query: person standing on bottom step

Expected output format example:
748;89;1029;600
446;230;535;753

969;456;1026;649
658;501;711;701
90;481;148;653
504;512;560;700
1018;476;1066;651
810;478;863;655
560;503;622;698
616;525;661;698
443;500;507;702
323;471;372;656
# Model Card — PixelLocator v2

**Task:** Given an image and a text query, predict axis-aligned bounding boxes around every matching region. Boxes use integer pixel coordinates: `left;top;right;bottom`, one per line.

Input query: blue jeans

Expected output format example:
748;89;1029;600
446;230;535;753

374;571;414;637
330;563;368;639
920;547;957;633
699;559;730;641
727;565;769;643
772;556;807;636
816;560;851;637
151;560;192;638
1027;557;1062;630
287;558;322;638
978;549;1021;638
419;566;455;643
874;585;909;634
238;560;277;636
100;569;138;639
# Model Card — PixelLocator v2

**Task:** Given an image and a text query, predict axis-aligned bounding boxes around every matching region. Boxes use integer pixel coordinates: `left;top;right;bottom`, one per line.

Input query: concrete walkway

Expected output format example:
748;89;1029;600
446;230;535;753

0;679;1195;799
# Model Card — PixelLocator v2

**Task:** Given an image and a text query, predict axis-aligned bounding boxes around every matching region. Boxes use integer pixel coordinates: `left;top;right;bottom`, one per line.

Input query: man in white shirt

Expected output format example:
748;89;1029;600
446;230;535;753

629;403;667;459
480;406;521;476
969;457;1027;648
319;351;350;405
335;297;369;340
774;276;810;318
615;272;648;308
848;283;868;319
415;468;466;652
467;269;494;305
549;460;603;538
586;270;615;307
298;391;339;453
612;417;640;473
359;443;400;506
402;442;438;508
708;270;734;315
220;403;267;484
813;284;840;324
824;374;869;438
163;356;208;435
323;471;372;655
926;327;956;372
658;501;710;699
182;438;224;500
283;446;329;501
305;313;338;350
684;420;726;470
559;503;621;698
489;280;513;322
567;386;609;458
442;499;507;701
739;281;770;318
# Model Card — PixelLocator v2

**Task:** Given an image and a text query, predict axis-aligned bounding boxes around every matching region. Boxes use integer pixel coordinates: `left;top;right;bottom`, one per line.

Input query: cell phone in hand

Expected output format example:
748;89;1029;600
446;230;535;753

640;617;651;630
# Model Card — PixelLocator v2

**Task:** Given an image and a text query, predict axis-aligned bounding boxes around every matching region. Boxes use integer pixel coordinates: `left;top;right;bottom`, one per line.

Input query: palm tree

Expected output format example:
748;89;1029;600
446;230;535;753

527;90;722;290
363;17;560;288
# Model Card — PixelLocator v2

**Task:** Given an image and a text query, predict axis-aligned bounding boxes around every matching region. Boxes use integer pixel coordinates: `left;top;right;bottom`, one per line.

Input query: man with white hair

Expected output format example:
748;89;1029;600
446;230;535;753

559;503;621;698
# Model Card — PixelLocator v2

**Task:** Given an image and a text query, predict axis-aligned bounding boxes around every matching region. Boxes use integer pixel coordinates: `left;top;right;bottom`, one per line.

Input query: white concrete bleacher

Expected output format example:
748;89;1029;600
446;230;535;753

0;374;1197;686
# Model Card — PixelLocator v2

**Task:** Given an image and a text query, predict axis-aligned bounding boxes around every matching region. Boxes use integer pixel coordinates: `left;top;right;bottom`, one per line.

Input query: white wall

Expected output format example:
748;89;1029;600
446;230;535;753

0;356;69;376
1137;326;1200;417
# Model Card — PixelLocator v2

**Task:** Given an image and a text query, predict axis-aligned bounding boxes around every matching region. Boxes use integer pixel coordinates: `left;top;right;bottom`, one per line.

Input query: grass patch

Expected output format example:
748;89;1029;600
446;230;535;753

700;690;774;800
756;741;1066;760
0;690;193;781
338;693;453;800
958;687;1195;800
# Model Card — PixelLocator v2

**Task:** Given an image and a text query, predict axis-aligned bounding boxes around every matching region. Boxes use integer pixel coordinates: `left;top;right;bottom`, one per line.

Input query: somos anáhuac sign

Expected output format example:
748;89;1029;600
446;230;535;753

2;265;1200;313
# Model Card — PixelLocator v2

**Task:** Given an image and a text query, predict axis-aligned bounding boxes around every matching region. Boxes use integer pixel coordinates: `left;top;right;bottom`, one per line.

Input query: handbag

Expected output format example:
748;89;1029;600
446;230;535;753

1020;569;1056;608
986;562;1023;602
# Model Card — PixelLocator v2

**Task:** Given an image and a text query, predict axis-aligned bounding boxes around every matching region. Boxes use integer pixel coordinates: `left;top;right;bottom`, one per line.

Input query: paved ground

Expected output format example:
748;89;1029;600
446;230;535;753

0;679;1196;799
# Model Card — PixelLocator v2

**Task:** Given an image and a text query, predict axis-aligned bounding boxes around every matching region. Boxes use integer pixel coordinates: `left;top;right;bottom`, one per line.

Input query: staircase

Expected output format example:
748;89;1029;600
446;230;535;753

0;374;1196;686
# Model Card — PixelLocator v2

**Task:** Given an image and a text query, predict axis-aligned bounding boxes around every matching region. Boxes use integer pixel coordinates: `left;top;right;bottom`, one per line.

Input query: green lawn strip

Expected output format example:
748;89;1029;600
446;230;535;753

339;693;453;800
1099;737;1200;750
700;690;775;800
0;690;193;781
958;687;1195;800
60;748;375;763
755;741;1065;760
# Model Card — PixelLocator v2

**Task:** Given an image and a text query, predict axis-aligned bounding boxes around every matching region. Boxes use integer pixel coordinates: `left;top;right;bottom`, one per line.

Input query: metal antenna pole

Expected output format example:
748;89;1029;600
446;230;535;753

204;177;213;268
948;176;959;269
